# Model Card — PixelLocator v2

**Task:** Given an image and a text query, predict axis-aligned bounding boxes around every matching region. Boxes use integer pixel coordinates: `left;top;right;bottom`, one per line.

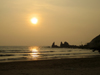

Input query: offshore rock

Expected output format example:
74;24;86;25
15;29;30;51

60;41;69;48
60;42;63;47
51;42;59;48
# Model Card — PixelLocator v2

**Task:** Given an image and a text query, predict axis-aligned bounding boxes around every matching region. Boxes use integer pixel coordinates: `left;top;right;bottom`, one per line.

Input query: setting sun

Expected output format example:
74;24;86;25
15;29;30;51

31;18;38;24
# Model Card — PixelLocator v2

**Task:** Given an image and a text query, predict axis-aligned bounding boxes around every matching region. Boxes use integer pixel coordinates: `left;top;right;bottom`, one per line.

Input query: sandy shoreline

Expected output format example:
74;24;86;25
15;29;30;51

0;56;100;75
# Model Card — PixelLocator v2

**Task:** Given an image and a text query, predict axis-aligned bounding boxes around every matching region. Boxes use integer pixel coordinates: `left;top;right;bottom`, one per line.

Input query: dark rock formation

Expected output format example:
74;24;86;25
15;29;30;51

60;41;69;48
89;35;100;49
60;42;63;47
52;42;59;48
88;34;100;52
51;34;100;52
64;42;69;47
51;41;70;48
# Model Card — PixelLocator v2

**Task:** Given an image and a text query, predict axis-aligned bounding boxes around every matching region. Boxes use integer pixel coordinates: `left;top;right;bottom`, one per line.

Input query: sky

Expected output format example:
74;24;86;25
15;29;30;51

0;0;100;46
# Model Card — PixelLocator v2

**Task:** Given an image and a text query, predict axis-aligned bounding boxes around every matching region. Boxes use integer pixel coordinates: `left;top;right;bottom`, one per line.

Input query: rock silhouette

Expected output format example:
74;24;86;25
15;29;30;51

51;34;100;52
89;35;100;48
51;42;59;48
60;42;63;47
87;34;100;52
60;41;69;48
52;41;70;48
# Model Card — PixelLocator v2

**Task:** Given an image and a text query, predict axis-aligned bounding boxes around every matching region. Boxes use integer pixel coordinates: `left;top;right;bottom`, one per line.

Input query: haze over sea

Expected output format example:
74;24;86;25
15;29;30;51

0;46;99;63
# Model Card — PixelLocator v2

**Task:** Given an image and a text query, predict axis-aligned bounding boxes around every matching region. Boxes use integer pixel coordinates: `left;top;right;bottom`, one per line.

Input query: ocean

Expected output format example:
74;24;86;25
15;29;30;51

0;46;99;63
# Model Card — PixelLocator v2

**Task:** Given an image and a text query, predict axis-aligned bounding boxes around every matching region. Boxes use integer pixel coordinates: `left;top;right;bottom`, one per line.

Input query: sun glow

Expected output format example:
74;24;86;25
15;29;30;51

31;17;38;24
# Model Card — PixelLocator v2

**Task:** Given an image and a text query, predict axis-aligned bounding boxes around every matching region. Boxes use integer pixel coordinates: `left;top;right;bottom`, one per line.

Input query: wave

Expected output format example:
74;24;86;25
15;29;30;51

0;57;27;61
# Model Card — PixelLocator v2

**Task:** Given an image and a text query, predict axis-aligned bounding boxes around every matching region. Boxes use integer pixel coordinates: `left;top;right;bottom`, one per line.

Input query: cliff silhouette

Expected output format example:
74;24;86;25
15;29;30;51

85;34;100;51
51;34;100;51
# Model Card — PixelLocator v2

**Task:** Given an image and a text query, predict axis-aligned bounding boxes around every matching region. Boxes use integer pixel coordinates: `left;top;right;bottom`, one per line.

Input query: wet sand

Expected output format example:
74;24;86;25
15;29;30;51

0;56;100;75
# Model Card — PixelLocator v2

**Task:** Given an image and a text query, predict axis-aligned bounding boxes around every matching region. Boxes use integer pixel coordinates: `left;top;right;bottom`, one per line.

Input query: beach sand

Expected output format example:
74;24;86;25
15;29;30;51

0;56;100;75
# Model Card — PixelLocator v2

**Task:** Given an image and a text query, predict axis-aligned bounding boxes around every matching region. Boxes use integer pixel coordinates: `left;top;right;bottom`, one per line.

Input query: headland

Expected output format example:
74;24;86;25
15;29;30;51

51;34;100;52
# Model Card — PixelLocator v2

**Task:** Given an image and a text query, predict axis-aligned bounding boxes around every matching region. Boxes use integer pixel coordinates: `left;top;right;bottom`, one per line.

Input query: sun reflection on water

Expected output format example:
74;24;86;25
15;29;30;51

29;47;39;60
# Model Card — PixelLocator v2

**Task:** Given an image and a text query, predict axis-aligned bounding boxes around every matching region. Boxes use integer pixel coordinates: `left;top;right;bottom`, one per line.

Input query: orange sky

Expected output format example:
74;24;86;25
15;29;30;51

0;0;100;46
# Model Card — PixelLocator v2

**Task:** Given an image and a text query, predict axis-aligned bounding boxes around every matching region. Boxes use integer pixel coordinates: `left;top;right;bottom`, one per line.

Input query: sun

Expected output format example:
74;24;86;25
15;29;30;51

31;17;38;24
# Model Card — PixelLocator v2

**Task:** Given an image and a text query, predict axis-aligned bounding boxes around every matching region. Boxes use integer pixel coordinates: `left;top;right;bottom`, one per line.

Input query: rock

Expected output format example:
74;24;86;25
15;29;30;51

64;42;69;47
89;34;100;49
87;34;100;52
60;41;69;48
52;42;55;47
51;42;59;48
60;42;63;48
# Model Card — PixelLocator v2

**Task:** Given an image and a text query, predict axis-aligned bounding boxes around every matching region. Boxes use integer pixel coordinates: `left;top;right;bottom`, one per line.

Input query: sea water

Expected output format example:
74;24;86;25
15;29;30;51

0;46;99;63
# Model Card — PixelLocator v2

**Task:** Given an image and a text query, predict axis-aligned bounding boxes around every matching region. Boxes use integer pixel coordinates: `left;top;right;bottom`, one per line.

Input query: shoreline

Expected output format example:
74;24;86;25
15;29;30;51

0;56;100;75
